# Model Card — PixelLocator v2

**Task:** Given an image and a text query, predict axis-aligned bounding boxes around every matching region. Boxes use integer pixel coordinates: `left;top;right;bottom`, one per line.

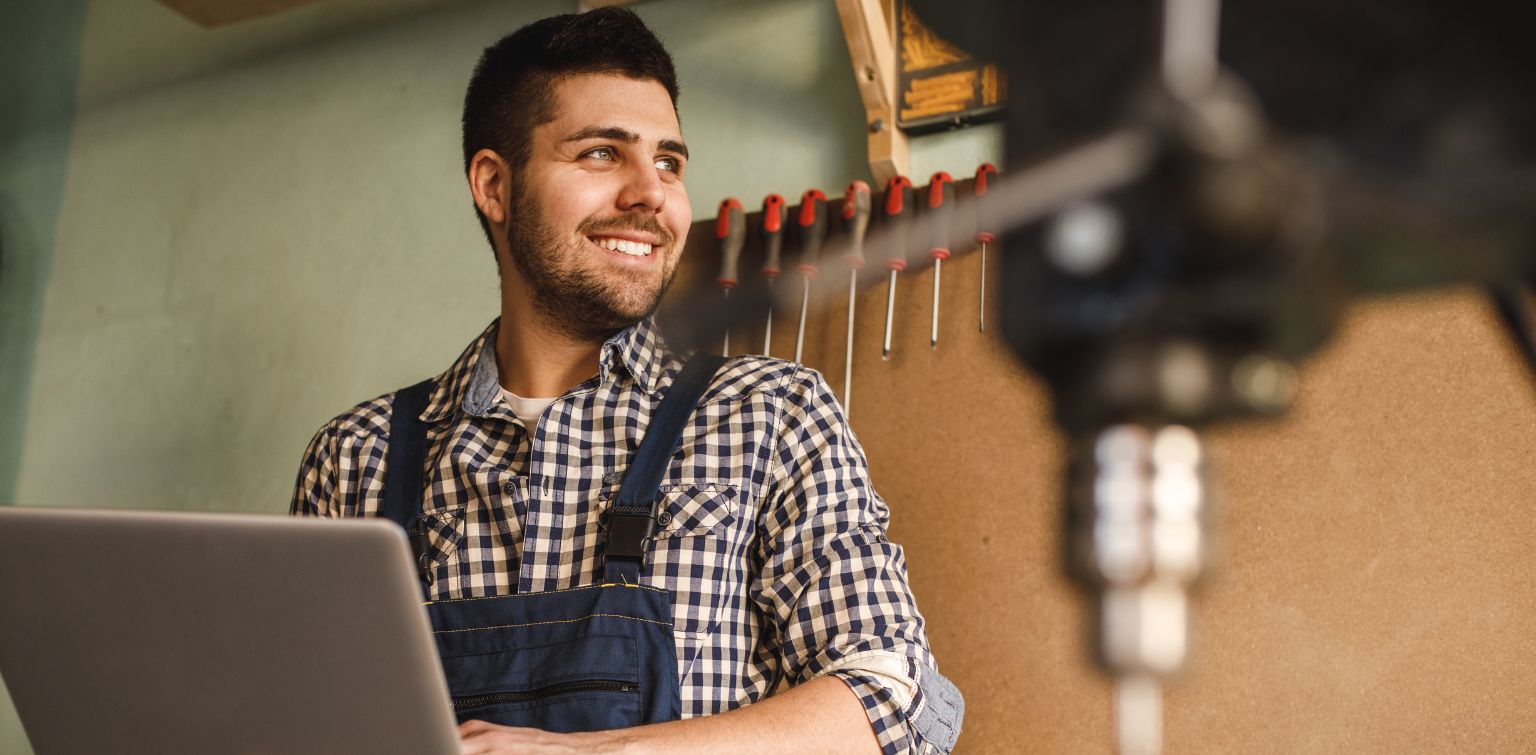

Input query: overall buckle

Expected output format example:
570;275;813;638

606;509;657;566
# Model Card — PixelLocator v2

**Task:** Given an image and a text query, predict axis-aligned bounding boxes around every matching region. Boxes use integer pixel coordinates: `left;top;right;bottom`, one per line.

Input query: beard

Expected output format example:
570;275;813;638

504;181;679;341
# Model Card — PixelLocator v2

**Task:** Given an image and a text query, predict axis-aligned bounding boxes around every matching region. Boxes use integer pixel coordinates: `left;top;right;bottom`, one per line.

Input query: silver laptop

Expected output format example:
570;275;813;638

0;506;461;755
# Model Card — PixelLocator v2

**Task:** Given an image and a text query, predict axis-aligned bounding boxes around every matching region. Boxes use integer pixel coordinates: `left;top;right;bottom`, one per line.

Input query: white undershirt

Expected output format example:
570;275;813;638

497;386;557;436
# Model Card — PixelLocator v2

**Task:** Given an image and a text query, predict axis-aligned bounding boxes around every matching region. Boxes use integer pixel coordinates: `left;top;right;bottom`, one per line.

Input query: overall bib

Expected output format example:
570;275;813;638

379;352;726;732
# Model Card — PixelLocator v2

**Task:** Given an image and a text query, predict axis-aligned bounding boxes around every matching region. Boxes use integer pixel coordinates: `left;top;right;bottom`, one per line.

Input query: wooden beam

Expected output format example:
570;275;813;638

156;0;321;28
835;0;910;185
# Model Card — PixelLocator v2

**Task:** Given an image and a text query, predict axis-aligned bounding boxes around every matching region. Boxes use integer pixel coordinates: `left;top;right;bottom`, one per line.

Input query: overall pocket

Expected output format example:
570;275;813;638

442;634;643;732
430;585;681;732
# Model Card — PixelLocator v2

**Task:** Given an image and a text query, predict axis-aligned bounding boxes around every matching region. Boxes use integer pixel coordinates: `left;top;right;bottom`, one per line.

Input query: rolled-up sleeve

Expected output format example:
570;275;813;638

751;367;963;754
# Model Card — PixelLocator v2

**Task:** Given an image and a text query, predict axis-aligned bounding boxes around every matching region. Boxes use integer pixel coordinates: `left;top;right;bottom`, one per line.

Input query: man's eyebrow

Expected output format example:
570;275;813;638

563;126;688;160
564;126;639;145
659;138;689;161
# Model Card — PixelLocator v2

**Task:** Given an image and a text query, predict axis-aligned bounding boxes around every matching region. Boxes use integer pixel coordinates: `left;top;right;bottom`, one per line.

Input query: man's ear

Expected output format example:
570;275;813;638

468;148;511;225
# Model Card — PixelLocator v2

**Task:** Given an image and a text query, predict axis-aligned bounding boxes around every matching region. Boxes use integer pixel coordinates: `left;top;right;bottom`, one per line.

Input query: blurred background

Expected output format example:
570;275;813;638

2;1;1533;754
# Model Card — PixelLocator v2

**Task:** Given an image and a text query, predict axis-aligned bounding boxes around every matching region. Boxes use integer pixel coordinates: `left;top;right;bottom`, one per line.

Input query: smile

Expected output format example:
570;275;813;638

590;235;654;257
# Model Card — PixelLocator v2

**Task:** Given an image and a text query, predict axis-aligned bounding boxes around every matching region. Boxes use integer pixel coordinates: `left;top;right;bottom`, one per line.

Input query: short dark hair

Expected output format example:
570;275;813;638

461;8;680;257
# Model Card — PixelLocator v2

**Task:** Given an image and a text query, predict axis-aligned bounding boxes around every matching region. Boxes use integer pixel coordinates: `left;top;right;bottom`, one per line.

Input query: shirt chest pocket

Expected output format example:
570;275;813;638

643;483;744;643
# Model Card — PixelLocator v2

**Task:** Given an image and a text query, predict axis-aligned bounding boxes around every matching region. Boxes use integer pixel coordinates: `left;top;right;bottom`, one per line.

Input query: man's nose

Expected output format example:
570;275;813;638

616;159;666;213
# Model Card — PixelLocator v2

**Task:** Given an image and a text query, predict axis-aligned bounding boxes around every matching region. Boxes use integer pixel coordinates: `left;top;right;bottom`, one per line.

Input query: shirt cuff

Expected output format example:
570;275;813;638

825;655;964;755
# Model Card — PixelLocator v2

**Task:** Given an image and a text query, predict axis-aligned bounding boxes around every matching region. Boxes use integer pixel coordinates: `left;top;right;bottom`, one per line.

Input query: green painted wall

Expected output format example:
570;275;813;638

0;0;87;505
0;0;999;751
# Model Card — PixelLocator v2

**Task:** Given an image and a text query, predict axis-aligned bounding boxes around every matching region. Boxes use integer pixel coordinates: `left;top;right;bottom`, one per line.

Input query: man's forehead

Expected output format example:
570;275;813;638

546;73;681;136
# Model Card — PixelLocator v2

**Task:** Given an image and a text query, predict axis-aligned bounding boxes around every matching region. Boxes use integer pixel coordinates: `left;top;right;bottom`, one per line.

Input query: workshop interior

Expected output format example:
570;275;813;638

3;0;1535;753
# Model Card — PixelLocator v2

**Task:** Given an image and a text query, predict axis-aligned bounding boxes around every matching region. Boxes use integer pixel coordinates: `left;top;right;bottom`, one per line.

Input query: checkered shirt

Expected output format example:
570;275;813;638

291;319;956;754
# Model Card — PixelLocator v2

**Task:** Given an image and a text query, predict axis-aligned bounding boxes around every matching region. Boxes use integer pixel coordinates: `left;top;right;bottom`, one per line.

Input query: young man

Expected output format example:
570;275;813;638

291;9;961;755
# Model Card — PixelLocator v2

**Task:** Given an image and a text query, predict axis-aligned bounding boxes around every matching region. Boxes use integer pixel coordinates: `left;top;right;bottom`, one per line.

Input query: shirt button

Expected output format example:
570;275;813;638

501;480;516;494
656;511;673;526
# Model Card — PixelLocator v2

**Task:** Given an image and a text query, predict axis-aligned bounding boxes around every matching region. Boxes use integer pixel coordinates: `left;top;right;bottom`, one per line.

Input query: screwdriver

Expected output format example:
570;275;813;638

794;189;829;364
715;197;745;356
760;193;787;356
974;163;997;331
841;181;872;413
925;172;955;349
881;175;914;361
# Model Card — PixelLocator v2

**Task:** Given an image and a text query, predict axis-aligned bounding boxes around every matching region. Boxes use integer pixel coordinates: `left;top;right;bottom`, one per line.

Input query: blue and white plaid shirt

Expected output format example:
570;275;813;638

291;319;962;754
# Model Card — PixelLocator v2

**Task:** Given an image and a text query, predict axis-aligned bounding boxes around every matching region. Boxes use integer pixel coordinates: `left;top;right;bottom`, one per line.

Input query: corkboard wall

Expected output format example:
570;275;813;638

673;215;1536;754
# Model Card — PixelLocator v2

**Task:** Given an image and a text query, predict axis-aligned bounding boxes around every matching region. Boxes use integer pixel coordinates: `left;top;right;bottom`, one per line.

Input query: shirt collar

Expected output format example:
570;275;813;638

601;317;670;396
419;317;673;422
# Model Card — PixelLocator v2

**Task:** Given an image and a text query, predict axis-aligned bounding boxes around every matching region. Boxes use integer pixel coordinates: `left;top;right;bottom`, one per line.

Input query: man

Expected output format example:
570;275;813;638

292;8;961;755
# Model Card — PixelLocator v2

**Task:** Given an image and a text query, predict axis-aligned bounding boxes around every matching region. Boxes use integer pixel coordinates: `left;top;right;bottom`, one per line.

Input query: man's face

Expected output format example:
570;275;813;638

502;73;691;340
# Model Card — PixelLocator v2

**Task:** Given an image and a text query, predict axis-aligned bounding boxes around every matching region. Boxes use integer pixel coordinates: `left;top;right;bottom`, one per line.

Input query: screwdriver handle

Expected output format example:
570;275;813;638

797;189;828;278
761;194;788;279
927;171;955;261
716;198;745;289
842;181;872;270
974;163;998;245
882;175;914;272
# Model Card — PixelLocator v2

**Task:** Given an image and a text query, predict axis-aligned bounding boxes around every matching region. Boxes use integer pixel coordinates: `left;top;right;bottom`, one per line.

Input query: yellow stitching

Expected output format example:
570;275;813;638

432;612;673;634
426;582;667;605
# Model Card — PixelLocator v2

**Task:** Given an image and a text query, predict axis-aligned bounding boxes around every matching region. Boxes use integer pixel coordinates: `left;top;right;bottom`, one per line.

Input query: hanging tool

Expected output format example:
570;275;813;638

841;181;872;413
794;189;829;364
925;172;955;349
760;194;788;356
881;175;914;361
974;163;997;332
715;197;745;356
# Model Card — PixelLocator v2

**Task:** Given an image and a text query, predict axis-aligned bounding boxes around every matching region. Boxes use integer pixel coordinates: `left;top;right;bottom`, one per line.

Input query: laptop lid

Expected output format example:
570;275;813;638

0;506;461;755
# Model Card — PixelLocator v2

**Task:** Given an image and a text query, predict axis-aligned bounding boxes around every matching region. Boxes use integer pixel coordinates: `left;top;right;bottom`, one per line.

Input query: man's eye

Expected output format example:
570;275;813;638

655;156;682;174
584;146;616;161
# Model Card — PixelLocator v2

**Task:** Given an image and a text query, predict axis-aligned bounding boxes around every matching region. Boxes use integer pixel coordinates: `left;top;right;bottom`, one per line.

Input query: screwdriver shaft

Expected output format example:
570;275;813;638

795;276;811;363
762;279;774;356
844;270;857;413
882;269;897;360
931;259;942;348
721;289;731;356
979;241;987;331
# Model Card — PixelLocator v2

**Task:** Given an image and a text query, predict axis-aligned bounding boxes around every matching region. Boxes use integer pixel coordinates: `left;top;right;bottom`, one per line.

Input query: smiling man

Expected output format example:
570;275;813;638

292;8;961;755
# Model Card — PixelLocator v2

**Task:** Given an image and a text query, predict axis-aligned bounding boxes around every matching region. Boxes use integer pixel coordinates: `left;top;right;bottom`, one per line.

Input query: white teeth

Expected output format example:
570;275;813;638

594;237;653;257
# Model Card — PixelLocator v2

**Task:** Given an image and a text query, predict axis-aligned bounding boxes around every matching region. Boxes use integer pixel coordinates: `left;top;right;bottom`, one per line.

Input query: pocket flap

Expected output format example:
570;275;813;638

653;483;738;538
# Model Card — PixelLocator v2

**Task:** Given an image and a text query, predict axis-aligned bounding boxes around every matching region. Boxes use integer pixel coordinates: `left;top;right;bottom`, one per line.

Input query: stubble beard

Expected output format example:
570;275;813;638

505;181;678;342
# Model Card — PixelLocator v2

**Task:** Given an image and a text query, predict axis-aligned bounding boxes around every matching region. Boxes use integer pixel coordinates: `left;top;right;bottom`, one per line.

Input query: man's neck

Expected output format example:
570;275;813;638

494;292;616;399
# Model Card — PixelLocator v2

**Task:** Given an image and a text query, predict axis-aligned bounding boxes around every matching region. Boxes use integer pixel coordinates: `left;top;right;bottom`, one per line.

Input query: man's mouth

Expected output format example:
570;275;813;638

590;235;655;257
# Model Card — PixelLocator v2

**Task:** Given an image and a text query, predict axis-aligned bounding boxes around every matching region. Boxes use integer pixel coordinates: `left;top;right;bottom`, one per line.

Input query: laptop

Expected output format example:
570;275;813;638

0;506;461;755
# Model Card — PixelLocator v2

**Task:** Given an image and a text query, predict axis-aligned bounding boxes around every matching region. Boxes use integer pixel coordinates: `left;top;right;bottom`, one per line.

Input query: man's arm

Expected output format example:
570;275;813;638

458;675;878;755
746;366;962;754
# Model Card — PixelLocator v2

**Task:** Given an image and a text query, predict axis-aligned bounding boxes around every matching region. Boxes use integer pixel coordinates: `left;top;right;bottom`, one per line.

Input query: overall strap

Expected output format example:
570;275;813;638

383;379;435;592
604;352;728;582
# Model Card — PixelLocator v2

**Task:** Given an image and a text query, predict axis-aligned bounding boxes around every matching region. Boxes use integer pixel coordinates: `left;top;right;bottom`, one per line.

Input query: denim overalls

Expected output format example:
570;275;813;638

380;352;725;732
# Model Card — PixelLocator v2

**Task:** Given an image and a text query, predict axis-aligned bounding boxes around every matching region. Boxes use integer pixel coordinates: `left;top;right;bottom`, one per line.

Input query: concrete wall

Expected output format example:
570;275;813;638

0;0;999;751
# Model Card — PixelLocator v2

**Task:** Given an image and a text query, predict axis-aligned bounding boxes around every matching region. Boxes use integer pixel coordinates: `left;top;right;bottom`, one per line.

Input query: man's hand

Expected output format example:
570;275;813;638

459;720;628;755
457;676;879;755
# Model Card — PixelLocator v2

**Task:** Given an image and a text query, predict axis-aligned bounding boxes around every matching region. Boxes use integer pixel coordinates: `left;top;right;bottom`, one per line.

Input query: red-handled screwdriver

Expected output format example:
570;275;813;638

842;181;871;413
881;175;914;361
794;189;829;364
716;198;745;356
760;194;787;356
926;171;955;349
974;163;998;332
